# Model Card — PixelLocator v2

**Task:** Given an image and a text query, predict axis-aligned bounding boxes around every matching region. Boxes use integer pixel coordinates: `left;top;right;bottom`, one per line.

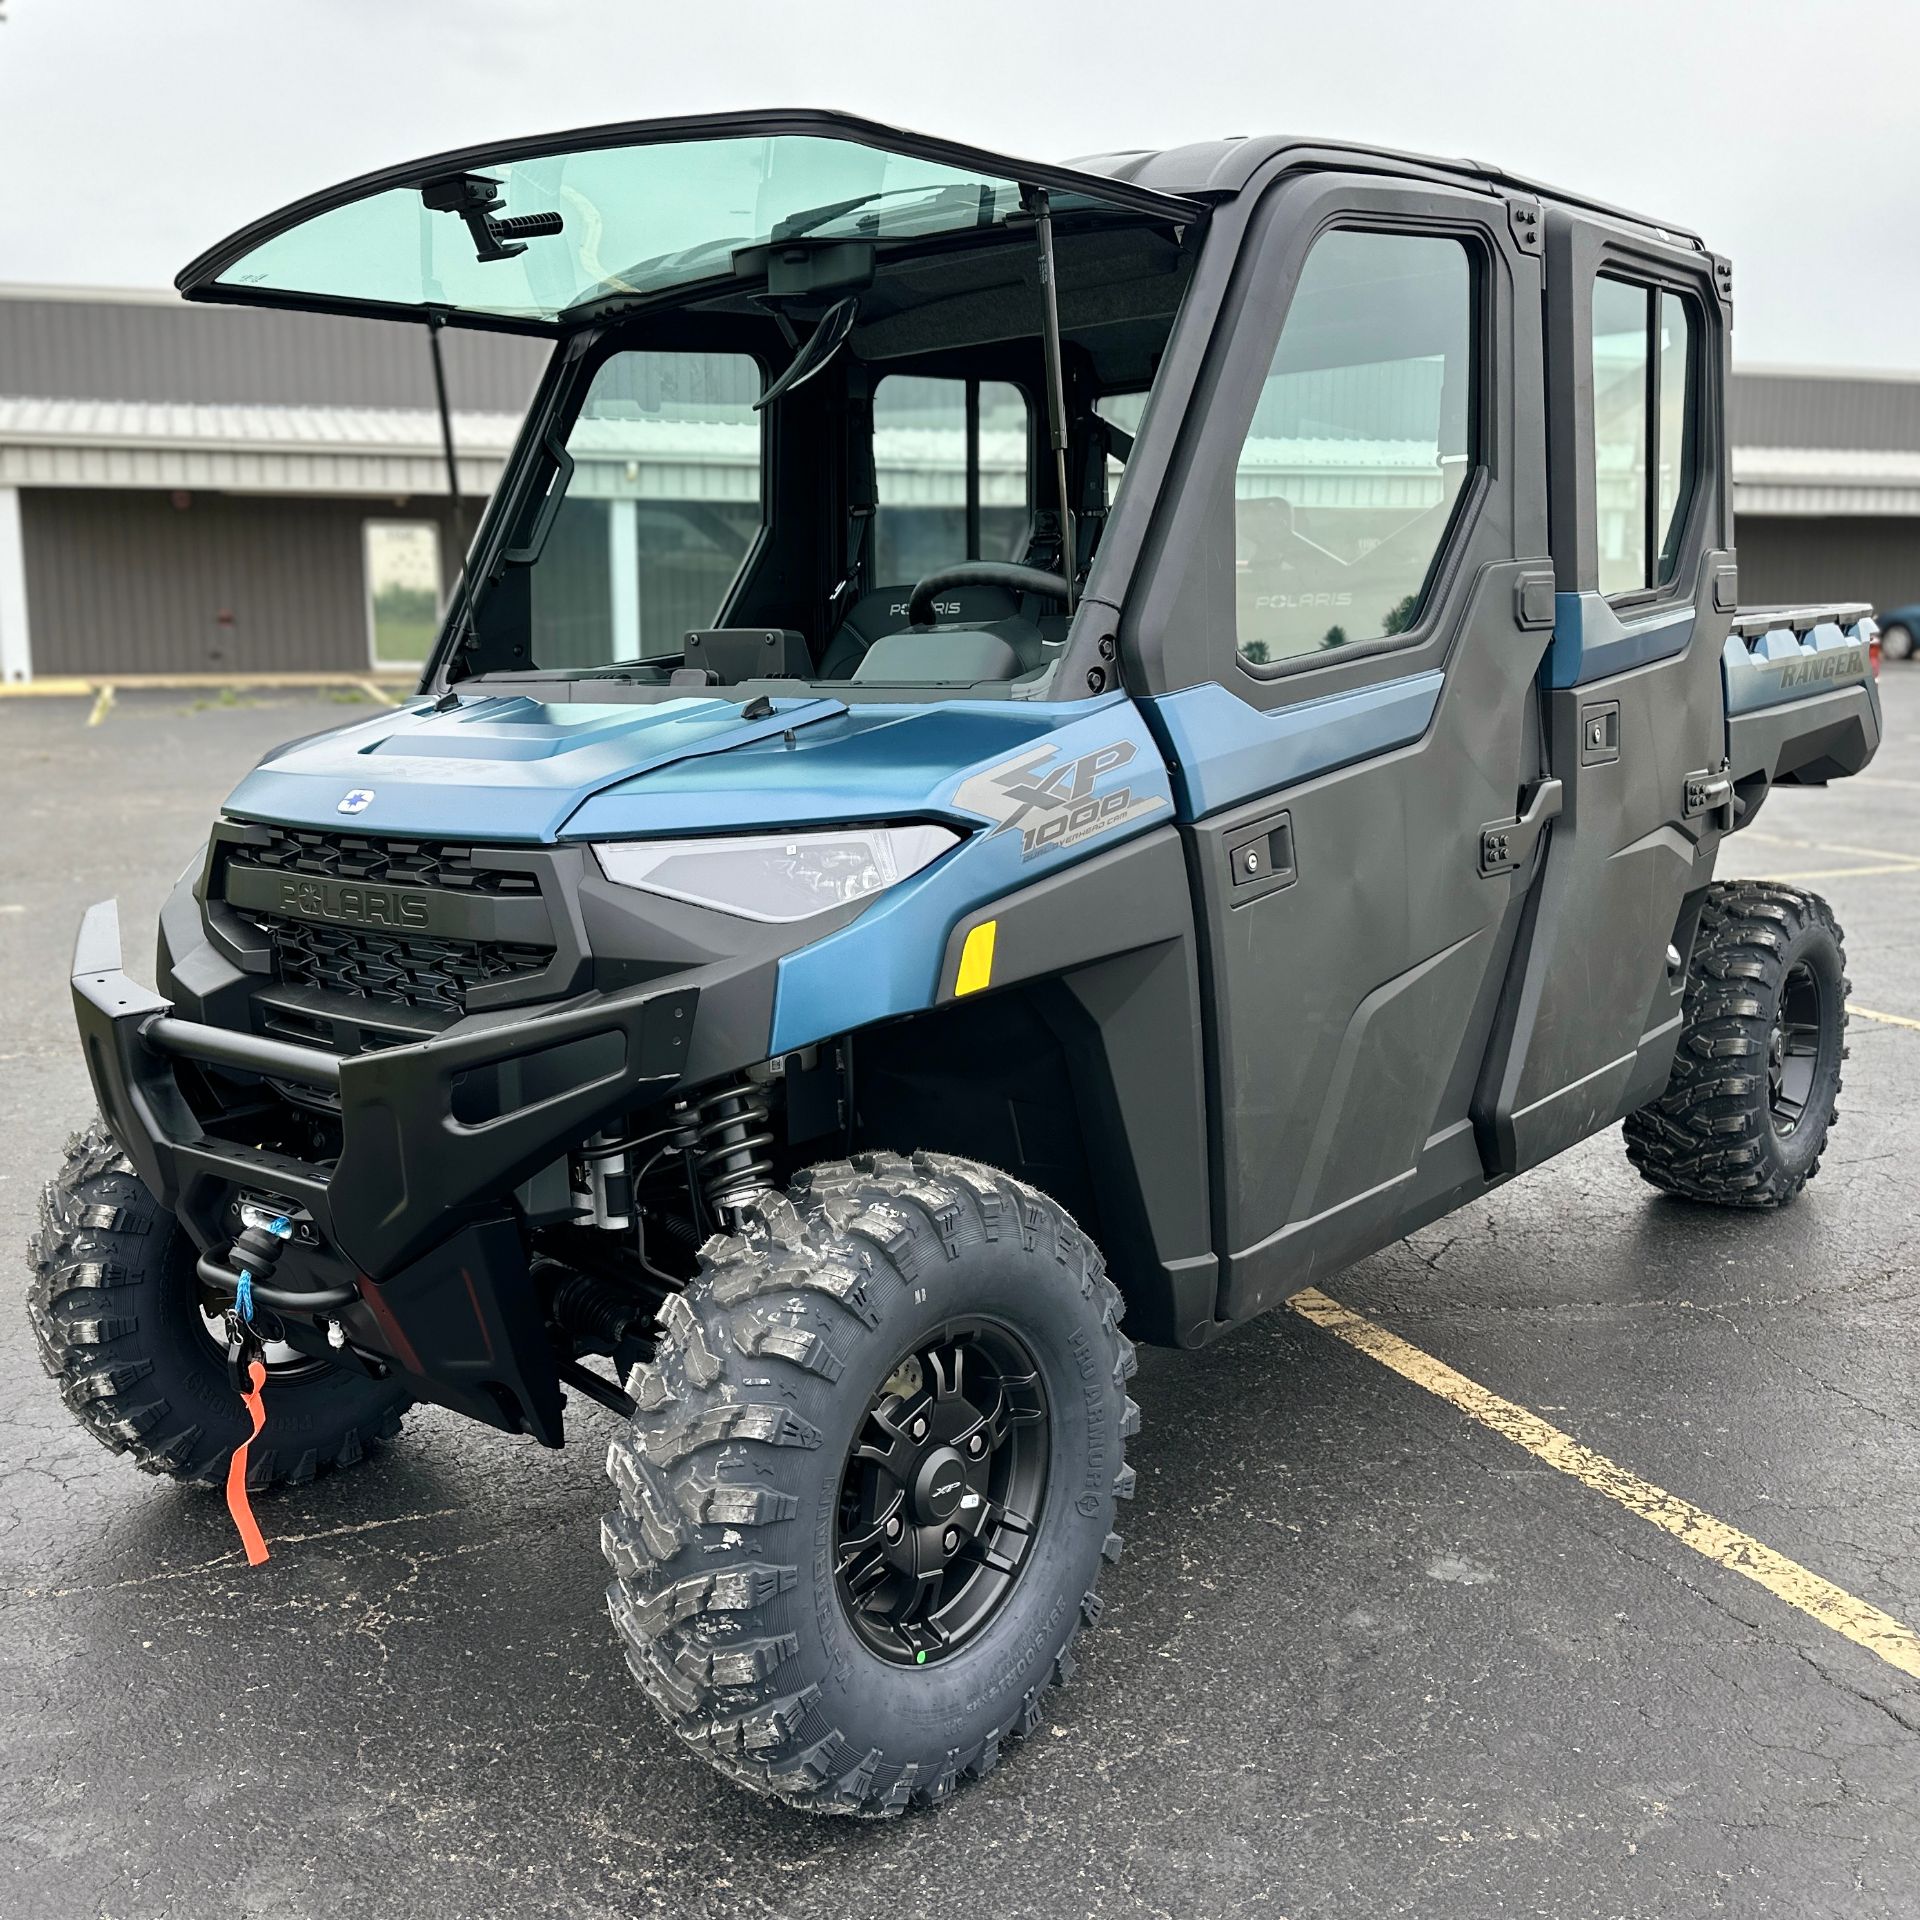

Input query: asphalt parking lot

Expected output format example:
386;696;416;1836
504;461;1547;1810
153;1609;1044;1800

2;678;1917;1920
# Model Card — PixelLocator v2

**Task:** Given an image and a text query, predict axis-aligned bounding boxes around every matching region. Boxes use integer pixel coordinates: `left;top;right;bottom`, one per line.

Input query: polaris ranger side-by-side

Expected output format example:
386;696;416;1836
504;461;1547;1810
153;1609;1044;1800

30;112;1881;1815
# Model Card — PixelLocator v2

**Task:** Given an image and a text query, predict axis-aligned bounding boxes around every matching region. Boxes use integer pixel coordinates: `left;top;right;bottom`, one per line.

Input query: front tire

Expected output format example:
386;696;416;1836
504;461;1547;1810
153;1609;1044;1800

602;1150;1138;1815
1881;622;1914;663
1623;882;1848;1207
27;1122;410;1486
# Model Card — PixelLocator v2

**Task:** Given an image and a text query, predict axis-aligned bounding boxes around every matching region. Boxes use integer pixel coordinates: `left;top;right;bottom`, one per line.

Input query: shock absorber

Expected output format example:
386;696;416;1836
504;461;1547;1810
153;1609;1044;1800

571;1128;634;1230
674;1079;776;1225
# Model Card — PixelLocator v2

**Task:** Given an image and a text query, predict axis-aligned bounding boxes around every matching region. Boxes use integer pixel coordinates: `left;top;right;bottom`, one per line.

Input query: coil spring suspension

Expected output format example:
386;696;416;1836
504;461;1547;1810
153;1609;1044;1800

675;1080;776;1221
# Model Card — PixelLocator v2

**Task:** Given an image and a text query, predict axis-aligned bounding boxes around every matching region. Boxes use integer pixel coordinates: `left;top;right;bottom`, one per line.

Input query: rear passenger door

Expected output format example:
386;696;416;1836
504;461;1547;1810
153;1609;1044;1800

1475;219;1733;1171
1125;171;1555;1323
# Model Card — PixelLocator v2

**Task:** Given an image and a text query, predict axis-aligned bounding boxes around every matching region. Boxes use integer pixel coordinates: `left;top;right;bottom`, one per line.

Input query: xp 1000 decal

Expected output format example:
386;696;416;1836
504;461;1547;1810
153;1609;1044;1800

953;739;1167;860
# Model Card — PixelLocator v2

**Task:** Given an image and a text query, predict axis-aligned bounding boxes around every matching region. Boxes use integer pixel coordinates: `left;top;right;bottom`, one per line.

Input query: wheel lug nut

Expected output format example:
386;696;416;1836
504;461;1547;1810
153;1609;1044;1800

967;1433;985;1457
885;1515;903;1541
911;1417;928;1441
943;1528;959;1553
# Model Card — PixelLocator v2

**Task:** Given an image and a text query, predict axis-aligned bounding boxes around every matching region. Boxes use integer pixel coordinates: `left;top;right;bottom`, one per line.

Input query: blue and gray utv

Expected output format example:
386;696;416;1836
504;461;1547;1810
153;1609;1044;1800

30;111;1881;1814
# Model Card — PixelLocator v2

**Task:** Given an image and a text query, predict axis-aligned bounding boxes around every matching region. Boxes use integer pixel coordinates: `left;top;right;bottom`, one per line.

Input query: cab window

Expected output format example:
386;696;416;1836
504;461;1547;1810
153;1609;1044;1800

527;350;763;669
1592;277;1699;597
1232;229;1476;666
872;376;1031;584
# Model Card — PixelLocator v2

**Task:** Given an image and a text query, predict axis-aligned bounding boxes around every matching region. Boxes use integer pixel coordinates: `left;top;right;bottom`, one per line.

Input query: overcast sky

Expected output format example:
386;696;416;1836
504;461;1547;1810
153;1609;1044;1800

0;0;1910;369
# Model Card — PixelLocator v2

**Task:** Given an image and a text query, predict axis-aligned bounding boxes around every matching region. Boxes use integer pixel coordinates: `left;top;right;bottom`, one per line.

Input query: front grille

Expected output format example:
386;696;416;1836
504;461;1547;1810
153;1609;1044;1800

269;919;552;1014
222;827;557;1017
236;827;541;896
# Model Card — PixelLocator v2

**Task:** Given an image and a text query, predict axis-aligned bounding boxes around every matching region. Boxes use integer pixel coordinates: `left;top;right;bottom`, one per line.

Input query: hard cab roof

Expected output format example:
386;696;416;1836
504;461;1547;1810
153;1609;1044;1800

1074;133;1704;248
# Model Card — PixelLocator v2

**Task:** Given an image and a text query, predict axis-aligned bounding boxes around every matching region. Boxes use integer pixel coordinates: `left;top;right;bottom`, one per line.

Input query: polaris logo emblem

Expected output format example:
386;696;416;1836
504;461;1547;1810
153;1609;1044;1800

337;788;375;815
277;879;431;929
932;1473;963;1501
953;738;1168;860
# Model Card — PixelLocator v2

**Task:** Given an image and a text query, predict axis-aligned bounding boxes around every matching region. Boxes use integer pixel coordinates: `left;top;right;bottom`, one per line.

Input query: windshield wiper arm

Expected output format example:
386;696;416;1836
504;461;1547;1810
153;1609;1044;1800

753;295;859;411
771;181;989;243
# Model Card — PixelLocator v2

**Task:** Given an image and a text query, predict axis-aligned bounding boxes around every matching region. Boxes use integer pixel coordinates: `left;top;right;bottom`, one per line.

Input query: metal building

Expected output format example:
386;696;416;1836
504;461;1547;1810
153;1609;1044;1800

1728;366;1920;613
0;285;544;681
3;284;1920;682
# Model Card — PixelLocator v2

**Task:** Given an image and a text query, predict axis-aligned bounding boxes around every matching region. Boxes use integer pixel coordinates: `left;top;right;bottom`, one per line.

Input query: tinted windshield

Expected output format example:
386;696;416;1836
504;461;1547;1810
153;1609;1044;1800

205;135;1054;325
416;145;1201;700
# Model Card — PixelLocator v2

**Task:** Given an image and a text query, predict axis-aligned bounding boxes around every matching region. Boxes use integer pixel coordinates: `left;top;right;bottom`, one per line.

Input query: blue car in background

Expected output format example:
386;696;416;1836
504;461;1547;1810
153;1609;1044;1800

1875;605;1919;660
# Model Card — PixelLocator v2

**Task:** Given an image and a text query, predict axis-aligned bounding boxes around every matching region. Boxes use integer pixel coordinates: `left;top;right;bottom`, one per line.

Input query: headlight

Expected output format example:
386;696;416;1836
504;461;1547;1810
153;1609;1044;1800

592;824;959;923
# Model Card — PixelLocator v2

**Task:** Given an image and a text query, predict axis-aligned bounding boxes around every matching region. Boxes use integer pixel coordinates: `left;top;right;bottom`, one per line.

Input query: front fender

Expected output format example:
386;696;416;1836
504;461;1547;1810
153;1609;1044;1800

768;700;1171;1053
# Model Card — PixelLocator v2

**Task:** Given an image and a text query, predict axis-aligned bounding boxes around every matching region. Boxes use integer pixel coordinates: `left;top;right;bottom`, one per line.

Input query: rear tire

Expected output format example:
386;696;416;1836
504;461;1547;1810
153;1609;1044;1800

1881;622;1914;662
601;1150;1137;1815
1623;882;1848;1207
27;1121;410;1486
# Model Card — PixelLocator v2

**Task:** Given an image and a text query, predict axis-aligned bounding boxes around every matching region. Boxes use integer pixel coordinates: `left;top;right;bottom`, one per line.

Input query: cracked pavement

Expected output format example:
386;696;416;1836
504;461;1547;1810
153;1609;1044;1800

2;681;1917;1918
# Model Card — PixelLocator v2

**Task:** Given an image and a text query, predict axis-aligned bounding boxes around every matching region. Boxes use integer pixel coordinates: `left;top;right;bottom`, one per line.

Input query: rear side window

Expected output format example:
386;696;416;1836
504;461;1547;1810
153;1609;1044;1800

872;376;1030;584
1592;277;1699;597
1233;229;1476;666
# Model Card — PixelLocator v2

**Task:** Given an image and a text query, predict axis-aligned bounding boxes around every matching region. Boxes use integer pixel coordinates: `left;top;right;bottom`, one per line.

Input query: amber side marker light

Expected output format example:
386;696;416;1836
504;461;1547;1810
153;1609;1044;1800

955;920;998;996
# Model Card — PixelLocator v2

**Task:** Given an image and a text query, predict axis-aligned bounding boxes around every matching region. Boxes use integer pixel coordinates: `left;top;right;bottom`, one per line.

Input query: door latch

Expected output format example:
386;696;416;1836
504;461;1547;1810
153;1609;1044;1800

1480;778;1564;876
1225;809;1296;902
1683;766;1735;826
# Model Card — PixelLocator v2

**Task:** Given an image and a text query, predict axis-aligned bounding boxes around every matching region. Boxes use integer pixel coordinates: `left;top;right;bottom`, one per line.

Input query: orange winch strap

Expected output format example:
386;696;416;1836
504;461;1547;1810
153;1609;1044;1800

225;1357;271;1567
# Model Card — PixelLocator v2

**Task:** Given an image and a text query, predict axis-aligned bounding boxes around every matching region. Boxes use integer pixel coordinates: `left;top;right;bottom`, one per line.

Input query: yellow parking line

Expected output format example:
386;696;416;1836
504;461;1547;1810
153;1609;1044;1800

1850;1003;1920;1032
1289;1287;1920;1682
1740;831;1920;865
1748;864;1920;880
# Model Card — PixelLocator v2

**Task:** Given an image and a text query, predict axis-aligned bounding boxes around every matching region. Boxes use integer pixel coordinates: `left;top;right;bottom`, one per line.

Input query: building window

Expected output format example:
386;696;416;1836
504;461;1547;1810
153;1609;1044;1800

1592;277;1699;598
364;520;443;669
872;376;1031;586
1233;229;1476;666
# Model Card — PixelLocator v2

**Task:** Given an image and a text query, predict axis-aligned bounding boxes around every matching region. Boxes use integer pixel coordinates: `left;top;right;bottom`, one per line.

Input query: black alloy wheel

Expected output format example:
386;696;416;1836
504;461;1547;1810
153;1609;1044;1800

835;1320;1049;1666
1767;958;1828;1139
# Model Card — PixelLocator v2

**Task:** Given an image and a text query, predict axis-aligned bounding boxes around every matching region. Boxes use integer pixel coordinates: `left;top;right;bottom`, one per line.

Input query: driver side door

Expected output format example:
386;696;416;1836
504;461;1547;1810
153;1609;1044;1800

1125;170;1556;1323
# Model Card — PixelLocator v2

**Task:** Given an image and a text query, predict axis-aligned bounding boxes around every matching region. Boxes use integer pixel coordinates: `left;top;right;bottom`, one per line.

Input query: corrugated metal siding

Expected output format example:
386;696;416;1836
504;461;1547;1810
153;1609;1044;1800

0;294;547;412
1734;514;1920;613
1731;372;1920;454
22;488;464;675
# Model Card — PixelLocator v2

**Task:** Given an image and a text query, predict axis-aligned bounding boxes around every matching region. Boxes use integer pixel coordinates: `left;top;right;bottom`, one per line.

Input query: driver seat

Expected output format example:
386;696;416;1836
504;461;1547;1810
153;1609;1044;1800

819;582;1030;680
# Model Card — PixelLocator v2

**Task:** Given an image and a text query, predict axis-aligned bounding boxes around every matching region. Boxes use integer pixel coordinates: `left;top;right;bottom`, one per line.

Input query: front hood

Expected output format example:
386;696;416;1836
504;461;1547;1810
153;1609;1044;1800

222;692;1114;843
225;693;851;841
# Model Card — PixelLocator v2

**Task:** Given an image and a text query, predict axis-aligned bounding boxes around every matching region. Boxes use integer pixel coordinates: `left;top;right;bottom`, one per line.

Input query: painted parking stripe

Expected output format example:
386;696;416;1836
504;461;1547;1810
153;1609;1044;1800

1749;864;1920;881
1288;1287;1920;1682
1739;830;1920;866
1751;864;1920;879
1850;1003;1920;1032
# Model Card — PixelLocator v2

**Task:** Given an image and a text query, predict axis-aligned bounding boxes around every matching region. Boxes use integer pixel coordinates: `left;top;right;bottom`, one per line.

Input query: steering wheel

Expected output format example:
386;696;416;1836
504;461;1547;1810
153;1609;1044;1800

906;562;1070;628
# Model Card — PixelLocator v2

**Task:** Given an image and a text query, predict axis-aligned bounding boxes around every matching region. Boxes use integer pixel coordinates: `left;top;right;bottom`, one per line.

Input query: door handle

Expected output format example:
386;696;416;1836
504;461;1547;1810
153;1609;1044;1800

1479;778;1563;876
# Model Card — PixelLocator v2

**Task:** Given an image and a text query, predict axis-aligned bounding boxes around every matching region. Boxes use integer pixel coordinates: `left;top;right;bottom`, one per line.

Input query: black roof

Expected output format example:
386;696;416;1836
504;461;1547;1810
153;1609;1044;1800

1072;134;1705;248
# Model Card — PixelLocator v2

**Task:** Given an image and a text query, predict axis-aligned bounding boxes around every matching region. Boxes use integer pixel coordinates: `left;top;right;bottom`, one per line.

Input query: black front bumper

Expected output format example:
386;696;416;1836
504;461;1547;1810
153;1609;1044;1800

75;897;696;1279
74;899;697;1443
